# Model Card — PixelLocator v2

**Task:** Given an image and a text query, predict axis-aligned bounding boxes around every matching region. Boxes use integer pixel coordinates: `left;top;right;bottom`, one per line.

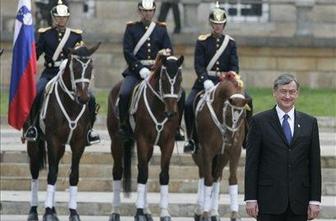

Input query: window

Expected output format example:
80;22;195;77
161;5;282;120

211;0;269;22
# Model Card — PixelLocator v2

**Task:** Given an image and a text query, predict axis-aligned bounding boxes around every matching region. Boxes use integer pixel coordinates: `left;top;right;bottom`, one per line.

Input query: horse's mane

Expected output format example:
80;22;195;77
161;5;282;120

219;72;243;89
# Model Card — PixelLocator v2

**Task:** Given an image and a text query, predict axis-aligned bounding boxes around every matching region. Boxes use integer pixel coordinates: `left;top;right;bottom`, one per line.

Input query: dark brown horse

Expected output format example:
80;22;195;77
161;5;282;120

192;73;248;221
26;43;100;221
107;54;184;221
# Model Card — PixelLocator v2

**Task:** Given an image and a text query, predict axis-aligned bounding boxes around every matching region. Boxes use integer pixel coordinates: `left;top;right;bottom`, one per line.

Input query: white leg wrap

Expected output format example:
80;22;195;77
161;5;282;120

195;178;204;215
45;184;55;208
144;185;151;214
203;185;213;212
160;185;169;209
229;184;239;212
210;182;220;216
68;186;78;210
112;180;121;213
30;179;39;206
136;183;146;209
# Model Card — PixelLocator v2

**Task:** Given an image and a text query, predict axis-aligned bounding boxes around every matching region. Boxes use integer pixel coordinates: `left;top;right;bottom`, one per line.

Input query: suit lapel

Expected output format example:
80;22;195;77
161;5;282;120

269;107;289;146
291;111;301;147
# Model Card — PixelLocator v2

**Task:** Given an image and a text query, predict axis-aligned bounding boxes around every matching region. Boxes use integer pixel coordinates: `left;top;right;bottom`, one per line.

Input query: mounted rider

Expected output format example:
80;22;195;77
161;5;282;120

183;2;253;152
118;0;185;141
24;0;100;145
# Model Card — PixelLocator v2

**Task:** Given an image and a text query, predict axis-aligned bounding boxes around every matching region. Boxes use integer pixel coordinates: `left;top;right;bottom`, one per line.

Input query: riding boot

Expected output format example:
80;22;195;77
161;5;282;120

87;97;101;146
24;97;41;142
243;92;253;149
183;108;195;153
118;96;133;142
175;89;185;141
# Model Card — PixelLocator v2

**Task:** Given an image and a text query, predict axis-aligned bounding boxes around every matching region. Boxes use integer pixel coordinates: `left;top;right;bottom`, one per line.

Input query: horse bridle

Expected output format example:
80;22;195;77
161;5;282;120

199;87;246;154
142;57;182;145
56;55;93;144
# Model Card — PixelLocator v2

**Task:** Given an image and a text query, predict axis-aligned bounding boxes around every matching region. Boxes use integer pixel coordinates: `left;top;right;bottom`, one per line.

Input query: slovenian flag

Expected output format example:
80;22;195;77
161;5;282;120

8;0;37;130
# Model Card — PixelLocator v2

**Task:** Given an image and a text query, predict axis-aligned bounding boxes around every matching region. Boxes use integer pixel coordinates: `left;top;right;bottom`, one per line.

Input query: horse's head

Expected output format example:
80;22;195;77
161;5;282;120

218;72;249;132
66;42;100;104
153;55;184;118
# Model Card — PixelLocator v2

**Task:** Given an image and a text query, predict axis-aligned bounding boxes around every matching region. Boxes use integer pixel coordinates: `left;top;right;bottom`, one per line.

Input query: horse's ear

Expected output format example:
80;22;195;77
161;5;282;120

88;42;101;56
177;56;184;67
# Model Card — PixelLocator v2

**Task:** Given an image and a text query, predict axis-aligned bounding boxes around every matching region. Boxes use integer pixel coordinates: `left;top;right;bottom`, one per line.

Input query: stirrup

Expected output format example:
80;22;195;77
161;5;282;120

87;129;101;145
24;126;38;142
183;139;195;153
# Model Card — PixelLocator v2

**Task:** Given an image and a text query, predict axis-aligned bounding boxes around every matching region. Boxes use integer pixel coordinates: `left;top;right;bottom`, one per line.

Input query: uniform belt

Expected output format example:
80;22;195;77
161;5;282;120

140;60;155;66
207;71;222;77
45;60;62;68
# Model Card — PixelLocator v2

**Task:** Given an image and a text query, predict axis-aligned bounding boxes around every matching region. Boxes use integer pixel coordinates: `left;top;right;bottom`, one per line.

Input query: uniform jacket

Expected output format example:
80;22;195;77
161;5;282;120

36;26;82;76
193;33;238;89
122;21;173;77
244;107;321;215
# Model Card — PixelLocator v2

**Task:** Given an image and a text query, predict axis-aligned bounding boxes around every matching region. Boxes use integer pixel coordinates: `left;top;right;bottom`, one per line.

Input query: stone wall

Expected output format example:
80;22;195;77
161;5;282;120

1;0;335;89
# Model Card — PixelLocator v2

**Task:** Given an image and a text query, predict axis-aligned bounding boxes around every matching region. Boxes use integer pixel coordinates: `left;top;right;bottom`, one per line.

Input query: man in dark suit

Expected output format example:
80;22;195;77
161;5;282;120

244;74;321;221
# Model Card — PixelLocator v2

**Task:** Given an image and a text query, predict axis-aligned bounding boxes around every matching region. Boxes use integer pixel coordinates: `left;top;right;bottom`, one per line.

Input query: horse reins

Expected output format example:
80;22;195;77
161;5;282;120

56;55;92;144
197;86;245;154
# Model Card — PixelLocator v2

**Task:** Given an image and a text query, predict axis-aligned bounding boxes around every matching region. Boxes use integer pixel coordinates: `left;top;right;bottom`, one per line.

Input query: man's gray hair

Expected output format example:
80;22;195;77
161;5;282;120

273;74;300;90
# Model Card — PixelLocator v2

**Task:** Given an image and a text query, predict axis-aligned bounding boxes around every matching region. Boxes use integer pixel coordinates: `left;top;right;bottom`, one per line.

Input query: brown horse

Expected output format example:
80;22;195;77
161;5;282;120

107;54;184;221
26;43;100;221
192;73;248;221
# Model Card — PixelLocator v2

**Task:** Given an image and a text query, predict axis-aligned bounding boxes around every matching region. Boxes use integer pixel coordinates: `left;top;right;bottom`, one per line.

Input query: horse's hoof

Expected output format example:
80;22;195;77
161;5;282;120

160;216;171;221
109;213;120;221
230;211;241;221
194;214;201;221
69;214;81;221
28;211;39;221
42;214;55;221
134;214;147;221
211;216;220;221
145;213;153;221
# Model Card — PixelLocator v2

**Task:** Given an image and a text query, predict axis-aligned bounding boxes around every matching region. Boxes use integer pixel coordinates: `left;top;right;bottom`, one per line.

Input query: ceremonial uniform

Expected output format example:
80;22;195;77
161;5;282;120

184;33;239;138
36;26;83;96
119;20;173;127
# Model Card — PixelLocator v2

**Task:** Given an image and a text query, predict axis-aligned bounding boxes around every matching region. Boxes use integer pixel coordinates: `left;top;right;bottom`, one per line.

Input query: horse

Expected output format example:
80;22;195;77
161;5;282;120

107;53;184;221
25;43;100;221
191;72;249;221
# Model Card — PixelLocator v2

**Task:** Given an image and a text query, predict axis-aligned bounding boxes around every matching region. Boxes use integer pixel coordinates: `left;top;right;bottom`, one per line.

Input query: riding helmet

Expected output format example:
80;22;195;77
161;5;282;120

51;0;70;17
209;1;227;24
138;0;156;10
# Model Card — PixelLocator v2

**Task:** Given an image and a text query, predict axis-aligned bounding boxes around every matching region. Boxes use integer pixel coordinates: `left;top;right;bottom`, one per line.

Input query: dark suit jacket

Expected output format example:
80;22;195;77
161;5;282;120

244;107;321;215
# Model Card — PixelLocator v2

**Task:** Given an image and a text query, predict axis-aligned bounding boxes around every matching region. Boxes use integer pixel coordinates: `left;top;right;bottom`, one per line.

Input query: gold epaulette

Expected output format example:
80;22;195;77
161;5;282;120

127;21;136;26
38;27;52;33
198;33;211;41
71;28;83;34
157;21;167;27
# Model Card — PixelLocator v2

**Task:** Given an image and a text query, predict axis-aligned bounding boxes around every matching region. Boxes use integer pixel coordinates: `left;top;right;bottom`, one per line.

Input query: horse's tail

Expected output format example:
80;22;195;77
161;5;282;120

123;139;134;195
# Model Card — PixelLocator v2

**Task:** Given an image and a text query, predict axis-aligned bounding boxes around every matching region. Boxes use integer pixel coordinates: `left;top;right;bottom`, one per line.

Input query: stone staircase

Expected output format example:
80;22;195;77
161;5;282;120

0;118;335;221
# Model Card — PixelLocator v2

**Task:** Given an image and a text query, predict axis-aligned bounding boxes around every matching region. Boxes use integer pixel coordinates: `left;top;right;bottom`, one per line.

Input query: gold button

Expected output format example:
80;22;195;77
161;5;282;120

148;56;151;59
48;63;52;67
145;26;148;29
147;38;150;41
147;43;151;47
216;61;219;65
58;33;62;36
217;38;220;42
216;67;220;71
148;49;151;52
58;38;62;41
216;44;219;48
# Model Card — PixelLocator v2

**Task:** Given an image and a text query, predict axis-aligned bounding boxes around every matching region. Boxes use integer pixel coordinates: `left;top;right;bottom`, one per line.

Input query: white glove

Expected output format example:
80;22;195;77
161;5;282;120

139;67;150;79
158;48;171;56
203;79;214;91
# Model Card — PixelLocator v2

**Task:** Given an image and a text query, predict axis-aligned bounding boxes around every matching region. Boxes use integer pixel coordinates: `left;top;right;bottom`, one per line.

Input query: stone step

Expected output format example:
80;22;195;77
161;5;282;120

1;162;334;193
2;216;332;221
1;145;335;168
1;174;335;196
1;191;336;219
